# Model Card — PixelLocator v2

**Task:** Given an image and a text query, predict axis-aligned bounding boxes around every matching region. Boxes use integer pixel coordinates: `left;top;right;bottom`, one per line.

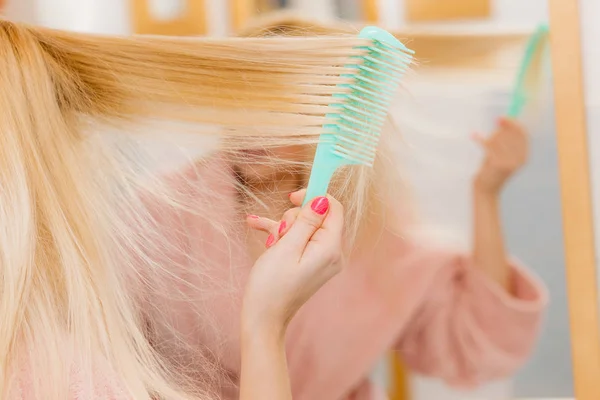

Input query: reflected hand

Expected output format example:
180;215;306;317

472;117;529;195
243;190;344;331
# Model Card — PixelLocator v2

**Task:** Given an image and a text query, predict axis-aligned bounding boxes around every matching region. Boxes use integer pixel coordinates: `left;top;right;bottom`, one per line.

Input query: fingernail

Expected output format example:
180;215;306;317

311;197;329;215
266;234;275;248
278;221;287;234
248;215;259;219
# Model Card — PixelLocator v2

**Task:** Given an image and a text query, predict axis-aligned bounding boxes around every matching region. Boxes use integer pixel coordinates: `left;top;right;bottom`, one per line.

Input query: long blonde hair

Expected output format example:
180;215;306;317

0;17;408;399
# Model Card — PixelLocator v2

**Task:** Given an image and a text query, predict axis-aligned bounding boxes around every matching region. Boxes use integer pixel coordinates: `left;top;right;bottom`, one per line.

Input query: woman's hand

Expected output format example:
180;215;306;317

239;191;344;400
472;117;529;195
242;190;344;332
470;116;527;290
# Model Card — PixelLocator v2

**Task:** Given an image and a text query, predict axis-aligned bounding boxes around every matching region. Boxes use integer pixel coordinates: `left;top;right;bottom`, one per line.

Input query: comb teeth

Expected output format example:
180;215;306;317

325;27;413;167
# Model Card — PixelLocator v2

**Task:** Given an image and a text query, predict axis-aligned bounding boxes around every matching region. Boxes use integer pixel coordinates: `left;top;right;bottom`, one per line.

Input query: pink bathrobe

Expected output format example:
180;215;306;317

17;157;548;399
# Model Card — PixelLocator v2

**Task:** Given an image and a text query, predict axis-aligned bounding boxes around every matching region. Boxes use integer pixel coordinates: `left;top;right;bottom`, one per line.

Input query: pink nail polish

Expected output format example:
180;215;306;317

311;197;329;215
248;215;259;219
278;221;287;234
266;234;275;248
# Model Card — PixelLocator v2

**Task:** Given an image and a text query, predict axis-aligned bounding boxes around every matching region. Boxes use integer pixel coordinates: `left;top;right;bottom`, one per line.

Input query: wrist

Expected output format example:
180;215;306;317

241;305;289;344
241;314;287;349
473;175;501;198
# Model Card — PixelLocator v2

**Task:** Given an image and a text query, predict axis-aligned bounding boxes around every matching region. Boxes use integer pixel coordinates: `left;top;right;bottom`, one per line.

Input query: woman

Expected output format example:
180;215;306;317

0;16;546;399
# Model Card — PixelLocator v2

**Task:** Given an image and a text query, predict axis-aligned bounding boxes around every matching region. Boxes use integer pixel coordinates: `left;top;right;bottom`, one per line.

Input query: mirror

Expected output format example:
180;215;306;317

386;11;570;400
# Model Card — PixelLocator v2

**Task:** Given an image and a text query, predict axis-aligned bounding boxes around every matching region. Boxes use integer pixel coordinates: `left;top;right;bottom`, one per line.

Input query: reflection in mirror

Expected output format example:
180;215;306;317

393;33;568;400
382;16;569;400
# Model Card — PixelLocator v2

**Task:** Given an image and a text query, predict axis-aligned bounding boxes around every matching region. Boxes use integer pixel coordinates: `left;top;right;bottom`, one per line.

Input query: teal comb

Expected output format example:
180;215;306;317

507;23;549;118
302;27;414;206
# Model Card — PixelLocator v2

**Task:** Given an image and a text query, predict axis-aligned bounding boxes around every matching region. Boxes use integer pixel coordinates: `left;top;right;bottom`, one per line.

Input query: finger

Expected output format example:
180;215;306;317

497;116;509;127
299;196;345;266
498;116;518;129
246;215;279;234
278;208;301;237
489;124;526;151
268;208;302;249
279;196;330;252
247;216;283;248
288;189;306;207
498;117;527;141
471;132;490;149
316;195;344;238
265;233;277;249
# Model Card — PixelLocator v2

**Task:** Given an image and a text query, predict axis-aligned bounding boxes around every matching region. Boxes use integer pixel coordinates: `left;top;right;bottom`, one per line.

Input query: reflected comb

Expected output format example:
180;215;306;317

507;23;550;118
303;27;414;205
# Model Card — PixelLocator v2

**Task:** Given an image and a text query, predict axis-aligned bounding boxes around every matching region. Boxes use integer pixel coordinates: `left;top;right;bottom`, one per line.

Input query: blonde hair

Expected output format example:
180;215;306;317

0;17;408;400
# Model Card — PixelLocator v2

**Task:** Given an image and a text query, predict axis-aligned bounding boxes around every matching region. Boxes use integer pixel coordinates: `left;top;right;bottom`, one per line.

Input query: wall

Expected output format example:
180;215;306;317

492;0;548;26
337;0;548;29
3;0;35;22
5;0;230;36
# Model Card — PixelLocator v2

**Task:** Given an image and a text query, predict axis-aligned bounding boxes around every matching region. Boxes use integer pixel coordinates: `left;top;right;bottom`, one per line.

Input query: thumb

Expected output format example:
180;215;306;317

279;196;329;253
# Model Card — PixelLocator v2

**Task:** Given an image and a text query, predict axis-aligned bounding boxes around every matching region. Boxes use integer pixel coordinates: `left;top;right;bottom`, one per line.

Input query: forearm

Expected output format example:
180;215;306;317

472;183;511;290
239;320;292;400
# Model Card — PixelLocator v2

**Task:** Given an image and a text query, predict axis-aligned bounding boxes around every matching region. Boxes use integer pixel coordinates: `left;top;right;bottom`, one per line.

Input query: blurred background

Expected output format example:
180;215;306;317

1;0;570;399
